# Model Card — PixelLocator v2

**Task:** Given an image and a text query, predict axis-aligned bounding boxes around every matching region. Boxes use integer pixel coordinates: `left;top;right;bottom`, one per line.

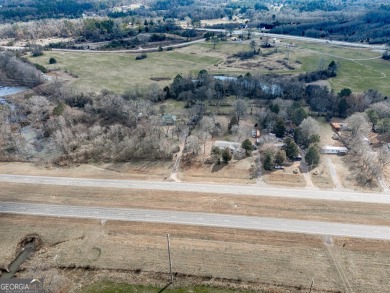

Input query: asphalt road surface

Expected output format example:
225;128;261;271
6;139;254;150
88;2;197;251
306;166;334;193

1;201;390;240
1;174;390;205
196;28;387;50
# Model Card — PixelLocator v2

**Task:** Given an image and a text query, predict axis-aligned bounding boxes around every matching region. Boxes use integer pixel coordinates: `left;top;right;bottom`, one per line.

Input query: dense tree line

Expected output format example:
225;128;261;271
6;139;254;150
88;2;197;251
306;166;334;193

0;0;98;23
2;0;389;47
164;68;343;115
203;2;390;45
269;8;390;44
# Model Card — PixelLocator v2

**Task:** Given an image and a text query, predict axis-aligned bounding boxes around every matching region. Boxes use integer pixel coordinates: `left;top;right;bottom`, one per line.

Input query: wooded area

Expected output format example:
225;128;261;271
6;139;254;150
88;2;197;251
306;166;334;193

0;0;389;44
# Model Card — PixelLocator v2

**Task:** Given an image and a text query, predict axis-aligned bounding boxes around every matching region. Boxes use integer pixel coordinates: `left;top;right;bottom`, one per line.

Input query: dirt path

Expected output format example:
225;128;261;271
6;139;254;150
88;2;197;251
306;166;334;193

169;140;186;182
326;157;343;190
325;237;355;293
300;162;318;189
377;175;389;192
51;38;206;54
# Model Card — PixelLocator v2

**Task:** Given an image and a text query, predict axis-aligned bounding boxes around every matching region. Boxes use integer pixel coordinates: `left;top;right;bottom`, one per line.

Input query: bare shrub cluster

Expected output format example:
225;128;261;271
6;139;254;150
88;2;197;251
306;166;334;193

0;51;43;87
0;84;174;165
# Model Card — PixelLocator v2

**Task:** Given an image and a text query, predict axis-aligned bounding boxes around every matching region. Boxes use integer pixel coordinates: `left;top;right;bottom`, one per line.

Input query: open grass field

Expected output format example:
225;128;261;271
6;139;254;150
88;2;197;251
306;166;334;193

293;42;390;95
31;50;222;93
30;39;390;96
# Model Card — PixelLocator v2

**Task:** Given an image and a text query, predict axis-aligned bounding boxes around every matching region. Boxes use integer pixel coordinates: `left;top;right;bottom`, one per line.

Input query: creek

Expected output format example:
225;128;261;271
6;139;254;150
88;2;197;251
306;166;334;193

0;241;36;279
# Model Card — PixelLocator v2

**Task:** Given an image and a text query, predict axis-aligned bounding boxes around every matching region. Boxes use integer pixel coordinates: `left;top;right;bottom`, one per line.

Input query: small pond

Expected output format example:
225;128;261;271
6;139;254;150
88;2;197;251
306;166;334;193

0;86;29;97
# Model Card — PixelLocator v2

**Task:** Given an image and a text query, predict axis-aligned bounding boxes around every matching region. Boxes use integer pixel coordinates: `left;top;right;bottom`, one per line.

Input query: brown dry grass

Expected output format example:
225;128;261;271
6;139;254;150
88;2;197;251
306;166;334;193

263;172;306;187
1;215;390;293
178;157;255;184
311;162;334;189
331;156;381;192
0;161;173;181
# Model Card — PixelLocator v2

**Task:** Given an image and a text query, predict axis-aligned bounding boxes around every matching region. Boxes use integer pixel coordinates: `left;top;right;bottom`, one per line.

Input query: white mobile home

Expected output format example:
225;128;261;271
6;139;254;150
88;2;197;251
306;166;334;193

214;141;241;151
320;145;348;155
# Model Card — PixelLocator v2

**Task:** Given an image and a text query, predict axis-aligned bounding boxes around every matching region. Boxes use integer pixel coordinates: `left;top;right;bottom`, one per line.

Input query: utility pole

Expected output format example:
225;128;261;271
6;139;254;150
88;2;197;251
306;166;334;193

158;234;174;293
308;279;314;293
167;233;173;284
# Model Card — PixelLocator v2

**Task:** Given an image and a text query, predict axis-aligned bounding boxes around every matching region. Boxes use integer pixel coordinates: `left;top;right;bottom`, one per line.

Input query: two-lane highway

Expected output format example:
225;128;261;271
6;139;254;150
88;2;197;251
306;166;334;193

2;174;390;240
1;174;390;204
1;201;390;240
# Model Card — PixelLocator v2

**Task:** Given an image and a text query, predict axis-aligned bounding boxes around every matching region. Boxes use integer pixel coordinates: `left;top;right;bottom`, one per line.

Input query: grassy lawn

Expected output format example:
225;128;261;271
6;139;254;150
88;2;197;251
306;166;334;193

294;43;390;95
78;282;258;293
31;39;390;96
31;50;221;93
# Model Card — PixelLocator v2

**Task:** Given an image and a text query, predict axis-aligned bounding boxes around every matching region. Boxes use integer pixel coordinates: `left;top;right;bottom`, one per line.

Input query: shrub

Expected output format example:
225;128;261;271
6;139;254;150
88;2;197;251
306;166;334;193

222;148;232;163
275;150;287;165
53;102;65;116
31;50;43;57
135;53;147;60
49;57;57;64
263;151;274;170
149;33;166;42
34;63;48;73
241;139;253;155
233;50;259;60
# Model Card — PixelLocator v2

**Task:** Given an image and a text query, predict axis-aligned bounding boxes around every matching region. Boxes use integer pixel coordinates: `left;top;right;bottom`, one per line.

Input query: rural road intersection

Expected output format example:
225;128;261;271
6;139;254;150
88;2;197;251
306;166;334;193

1;174;390;240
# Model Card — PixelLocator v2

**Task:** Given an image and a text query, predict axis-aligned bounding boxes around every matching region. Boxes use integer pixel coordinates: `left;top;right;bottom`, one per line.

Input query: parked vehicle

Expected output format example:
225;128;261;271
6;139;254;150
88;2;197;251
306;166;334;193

294;155;302;161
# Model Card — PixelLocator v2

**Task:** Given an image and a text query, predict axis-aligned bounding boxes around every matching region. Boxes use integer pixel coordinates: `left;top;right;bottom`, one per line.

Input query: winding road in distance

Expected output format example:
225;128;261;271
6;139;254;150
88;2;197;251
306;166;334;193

1;201;390;241
0;174;390;205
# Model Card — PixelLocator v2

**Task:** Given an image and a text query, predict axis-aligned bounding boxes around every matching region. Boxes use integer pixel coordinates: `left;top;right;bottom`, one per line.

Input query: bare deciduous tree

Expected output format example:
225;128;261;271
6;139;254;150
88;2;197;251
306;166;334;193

346;112;370;138
199;116;216;138
299;117;320;138
185;135;200;155
233;99;247;125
